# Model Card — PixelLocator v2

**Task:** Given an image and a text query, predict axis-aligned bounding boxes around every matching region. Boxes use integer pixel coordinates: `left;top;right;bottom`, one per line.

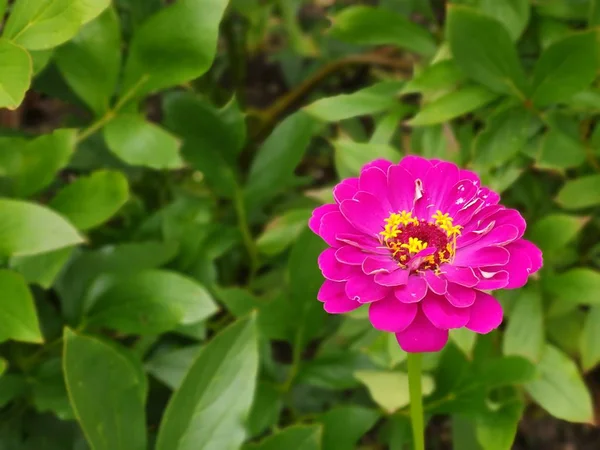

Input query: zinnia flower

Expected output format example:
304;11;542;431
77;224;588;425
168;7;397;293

309;157;542;352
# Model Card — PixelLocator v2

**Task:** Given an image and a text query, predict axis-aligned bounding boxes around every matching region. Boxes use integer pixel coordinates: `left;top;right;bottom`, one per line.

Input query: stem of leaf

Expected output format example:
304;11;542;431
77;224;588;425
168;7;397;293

233;187;259;283
407;352;425;450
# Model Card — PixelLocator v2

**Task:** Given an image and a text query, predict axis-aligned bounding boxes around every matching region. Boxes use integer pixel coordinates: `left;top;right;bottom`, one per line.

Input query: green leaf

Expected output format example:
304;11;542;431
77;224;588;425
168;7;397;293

524;345;594;423
556;174;600;210
55;7;121;116
473;105;538;170
4;0;109;50
591;0;600;26
320;406;379;450
450;328;477;359
50;170;129;231
447;5;527;96
529;214;586;255
257;209;312;256
31;358;74;420
536;128;586;170
10;247;74;289
0;199;83;257
531;30;599;107
30;49;54;75
476;400;524;450
245;111;320;209
304;81;404;122
370;107;410;145
329;6;437;57
247;382;283;437
104;114;183;169
401;60;464;95
245;425;322;450
333;139;401;179
156;316;259;450
0;270;42;343
0;39;31;110
0;374;27;407
409;85;499;126
476;356;536;388
544;268;600;306
7;129;76;198
86;270;218;335
503;286;544;363
162;92;241;197
63;329;147;450
452;416;482;450
296;351;373;390
354;370;434;413
218;287;261;318
145;345;201;390
121;0;229;99
479;0;530;41
581;306;600;372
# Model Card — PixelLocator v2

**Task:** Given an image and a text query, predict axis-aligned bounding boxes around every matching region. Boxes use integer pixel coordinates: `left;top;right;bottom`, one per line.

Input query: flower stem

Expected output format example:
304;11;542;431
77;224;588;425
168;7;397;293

407;352;425;450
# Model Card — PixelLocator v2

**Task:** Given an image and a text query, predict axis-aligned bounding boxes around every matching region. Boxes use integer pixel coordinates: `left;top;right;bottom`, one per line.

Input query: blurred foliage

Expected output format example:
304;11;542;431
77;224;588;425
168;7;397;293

0;0;599;449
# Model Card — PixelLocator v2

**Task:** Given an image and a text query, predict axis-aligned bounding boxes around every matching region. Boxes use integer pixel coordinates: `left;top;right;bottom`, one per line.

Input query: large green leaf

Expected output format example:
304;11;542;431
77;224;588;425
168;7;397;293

85;270;218;335
476;400;524;450
104;114;183;169
354;370;434;413
4;0;109;50
257;209;313;256
121;0;229;99
529;214;586;256
410;85;499;126
5;129;77;198
531;30;599;107
556;174;600;209
10;247;74;289
479;0;530;41
333;139;401;179
63;329;147;450
581;306;600;372
0;270;42;343
401;60;464;96
50;170;129;231
156;316;259;450
329;6;437;57
247;382;283;437
447;5;527;96
0;39;31;110
245;111;320;209
503;286;544;363
536;128;586;170
0;199;83;257
304;81;404;122
245;425;321;450
320;406;379;450
55;7;121;116
544;268;600;306
524;345;594;423
145;345;202;390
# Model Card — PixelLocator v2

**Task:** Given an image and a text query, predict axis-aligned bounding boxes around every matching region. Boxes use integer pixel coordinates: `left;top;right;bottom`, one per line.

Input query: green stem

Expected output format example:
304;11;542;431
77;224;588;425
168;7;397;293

407;352;425;450
233;187;259;283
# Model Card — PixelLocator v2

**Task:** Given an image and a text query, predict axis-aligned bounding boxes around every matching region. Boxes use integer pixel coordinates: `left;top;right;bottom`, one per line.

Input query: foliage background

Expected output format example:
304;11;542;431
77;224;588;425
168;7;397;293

0;0;599;449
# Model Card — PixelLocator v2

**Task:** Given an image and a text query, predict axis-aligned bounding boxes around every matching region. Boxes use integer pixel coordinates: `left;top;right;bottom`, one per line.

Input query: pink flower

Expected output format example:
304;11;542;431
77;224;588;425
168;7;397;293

309;157;542;353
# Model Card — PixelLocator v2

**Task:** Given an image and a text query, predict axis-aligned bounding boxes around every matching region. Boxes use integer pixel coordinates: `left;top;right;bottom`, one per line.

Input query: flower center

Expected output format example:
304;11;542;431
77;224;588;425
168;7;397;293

379;210;462;271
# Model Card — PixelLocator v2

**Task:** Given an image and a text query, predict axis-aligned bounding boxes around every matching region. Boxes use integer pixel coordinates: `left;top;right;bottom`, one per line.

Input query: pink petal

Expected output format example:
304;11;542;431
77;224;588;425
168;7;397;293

424;271;448;294
318;248;356;281
368;295;418;332
457;224;519;251
362;256;398;275
442;265;479;287
395;275;428;303
387;165;417;213
459;169;481;186
445;283;476;308
475;269;509;290
481;209;526;239
423;161;460;214
502;241;534;289
320;211;357;247
309;204;337;235
362;159;393;173
398;155;433;179
374;268;410;287
340;193;387;237
395;309;449;353
453;246;510;267
466;291;503;333
422;293;471;329
317;279;345;302
337;233;385;253
514;239;543;273
333;178;359;203
359;167;391;211
445;180;479;217
478;187;500;206
335;246;367;265
345;273;389;303
324;296;361;314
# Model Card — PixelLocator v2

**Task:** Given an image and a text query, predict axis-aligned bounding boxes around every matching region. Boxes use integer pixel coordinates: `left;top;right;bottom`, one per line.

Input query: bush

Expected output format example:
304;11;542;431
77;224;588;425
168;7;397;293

0;0;599;449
